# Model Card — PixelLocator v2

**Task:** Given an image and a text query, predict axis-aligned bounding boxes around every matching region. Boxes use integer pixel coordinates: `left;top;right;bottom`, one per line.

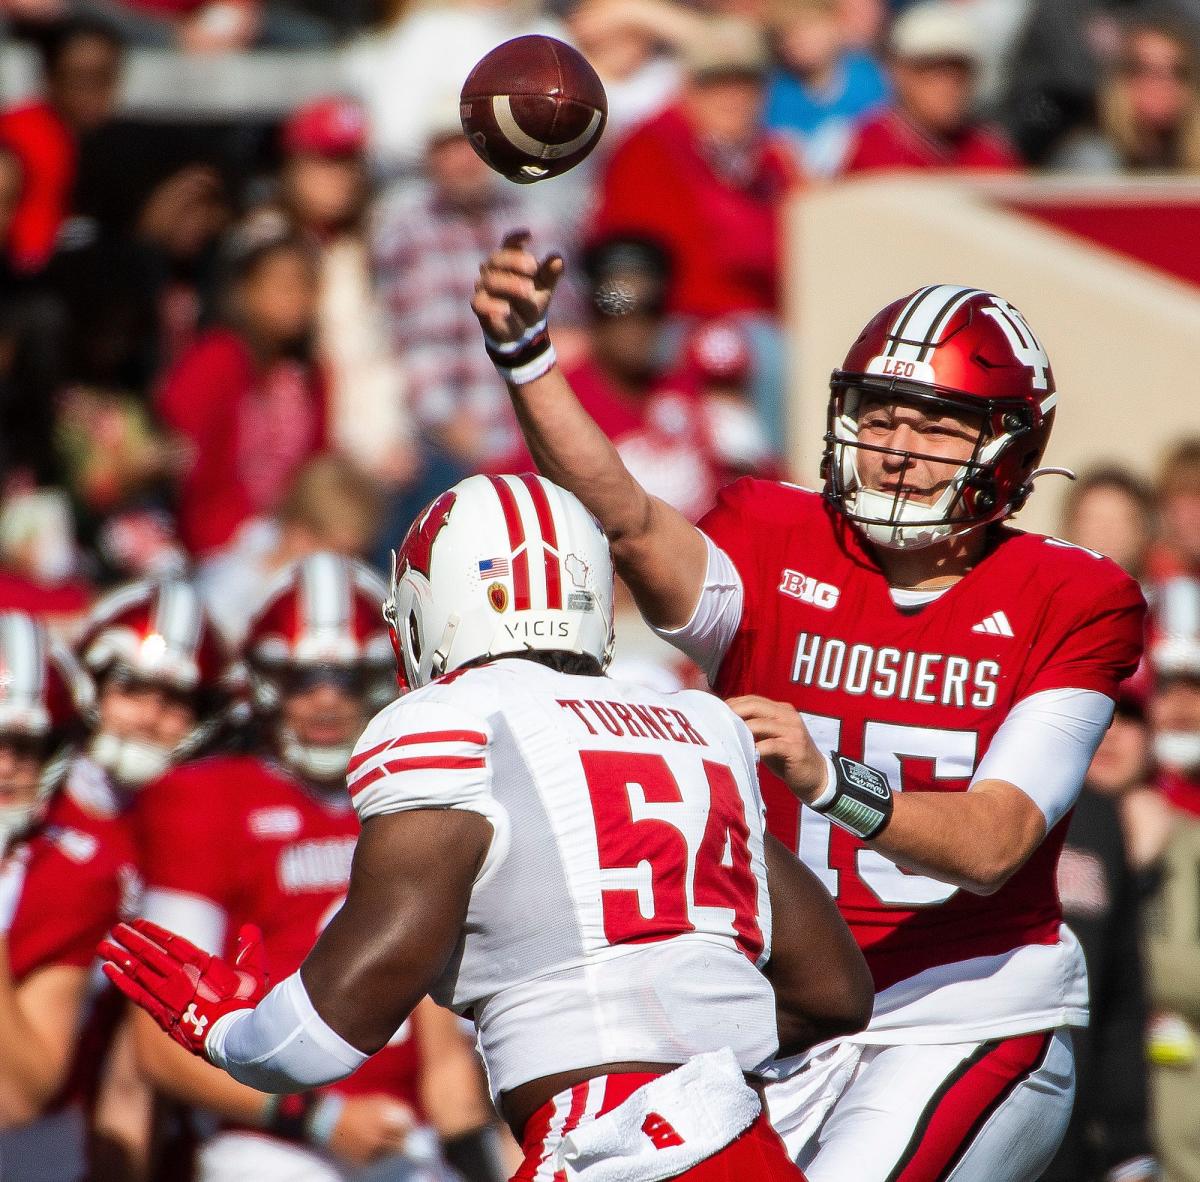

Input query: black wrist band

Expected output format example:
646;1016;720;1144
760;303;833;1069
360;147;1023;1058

812;753;893;840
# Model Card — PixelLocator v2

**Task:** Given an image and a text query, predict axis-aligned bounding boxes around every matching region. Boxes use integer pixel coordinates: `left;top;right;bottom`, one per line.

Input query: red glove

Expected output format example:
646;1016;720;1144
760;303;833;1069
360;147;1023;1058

100;918;268;1056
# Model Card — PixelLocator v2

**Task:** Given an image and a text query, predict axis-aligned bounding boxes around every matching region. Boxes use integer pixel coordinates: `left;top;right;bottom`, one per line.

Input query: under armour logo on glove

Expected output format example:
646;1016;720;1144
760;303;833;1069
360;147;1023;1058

99;918;268;1057
642;1112;685;1150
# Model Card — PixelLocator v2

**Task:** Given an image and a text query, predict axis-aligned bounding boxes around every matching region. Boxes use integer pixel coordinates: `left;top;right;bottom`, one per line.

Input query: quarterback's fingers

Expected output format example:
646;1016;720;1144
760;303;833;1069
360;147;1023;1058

500;227;532;252
479;269;538;306
471;293;512;326
488;246;539;277
534;252;565;292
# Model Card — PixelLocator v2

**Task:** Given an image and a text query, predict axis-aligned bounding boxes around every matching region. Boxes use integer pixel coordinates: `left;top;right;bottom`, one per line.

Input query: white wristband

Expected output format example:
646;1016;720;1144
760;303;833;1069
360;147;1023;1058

495;342;557;386
808;751;837;811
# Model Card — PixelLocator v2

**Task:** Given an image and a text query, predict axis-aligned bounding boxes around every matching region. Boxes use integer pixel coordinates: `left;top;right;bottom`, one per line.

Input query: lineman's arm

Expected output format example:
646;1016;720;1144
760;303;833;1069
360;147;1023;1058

762;836;872;1057
103;809;490;1092
472;235;707;629
731;690;1110;896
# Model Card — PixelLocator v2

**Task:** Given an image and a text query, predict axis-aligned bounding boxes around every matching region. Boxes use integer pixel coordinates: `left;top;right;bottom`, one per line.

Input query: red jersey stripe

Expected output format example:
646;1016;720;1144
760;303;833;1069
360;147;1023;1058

347;730;488;775
520;473;563;610
489;475;531;611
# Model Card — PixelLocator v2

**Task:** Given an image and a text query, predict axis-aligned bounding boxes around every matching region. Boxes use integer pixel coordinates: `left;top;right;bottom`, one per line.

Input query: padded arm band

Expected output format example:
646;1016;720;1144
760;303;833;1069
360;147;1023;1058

206;971;368;1093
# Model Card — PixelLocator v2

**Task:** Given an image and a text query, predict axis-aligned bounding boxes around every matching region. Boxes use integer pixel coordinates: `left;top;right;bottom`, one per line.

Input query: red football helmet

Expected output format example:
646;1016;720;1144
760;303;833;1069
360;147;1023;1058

242;553;393;782
824;284;1058;550
77;579;230;787
0;611;95;845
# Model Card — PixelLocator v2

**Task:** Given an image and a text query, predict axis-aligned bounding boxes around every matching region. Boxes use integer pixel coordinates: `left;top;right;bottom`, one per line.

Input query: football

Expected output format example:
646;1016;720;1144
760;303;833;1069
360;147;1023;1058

460;35;607;184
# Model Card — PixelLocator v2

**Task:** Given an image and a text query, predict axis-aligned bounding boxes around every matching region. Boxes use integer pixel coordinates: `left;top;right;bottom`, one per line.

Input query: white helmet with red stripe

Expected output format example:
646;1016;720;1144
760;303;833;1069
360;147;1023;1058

0;612;94;846
385;474;614;691
77;579;230;787
243;553;395;781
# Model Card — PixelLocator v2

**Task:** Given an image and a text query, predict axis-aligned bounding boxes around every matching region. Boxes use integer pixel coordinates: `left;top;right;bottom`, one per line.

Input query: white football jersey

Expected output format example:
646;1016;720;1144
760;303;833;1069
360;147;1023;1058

347;657;778;1099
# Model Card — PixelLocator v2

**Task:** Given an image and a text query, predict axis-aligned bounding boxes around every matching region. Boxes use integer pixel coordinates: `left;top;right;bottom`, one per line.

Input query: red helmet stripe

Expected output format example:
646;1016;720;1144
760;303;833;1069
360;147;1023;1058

519;474;563;610
488;476;531;610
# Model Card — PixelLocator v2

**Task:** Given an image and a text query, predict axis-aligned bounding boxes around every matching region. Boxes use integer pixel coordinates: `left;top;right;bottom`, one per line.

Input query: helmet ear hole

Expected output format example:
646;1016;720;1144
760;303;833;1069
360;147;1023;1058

407;611;422;665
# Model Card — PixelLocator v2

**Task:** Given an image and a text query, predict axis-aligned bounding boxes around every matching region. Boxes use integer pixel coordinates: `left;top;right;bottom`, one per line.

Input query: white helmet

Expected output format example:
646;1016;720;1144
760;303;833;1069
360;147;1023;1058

386;474;614;691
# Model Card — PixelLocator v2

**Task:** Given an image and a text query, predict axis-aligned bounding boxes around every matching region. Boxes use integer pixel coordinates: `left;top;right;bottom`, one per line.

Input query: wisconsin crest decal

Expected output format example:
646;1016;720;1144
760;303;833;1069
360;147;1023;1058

488;582;509;613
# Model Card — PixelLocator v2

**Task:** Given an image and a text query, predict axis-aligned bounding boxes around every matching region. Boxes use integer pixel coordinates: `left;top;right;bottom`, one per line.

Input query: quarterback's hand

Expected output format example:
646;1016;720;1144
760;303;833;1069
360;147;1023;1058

328;1094;415;1167
100;918;268;1056
727;695;829;804
472;229;564;345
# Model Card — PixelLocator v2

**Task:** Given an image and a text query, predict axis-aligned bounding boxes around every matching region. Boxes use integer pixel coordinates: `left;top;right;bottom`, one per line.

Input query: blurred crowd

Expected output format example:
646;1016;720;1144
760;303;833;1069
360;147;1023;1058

0;0;1199;1180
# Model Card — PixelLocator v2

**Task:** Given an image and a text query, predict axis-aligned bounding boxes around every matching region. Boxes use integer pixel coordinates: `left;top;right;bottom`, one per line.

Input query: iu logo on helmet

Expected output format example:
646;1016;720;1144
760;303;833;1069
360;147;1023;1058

396;491;457;581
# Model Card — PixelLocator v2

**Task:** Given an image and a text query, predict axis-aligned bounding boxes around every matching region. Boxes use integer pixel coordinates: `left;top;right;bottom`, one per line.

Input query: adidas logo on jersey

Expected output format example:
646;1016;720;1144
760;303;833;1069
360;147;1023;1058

971;611;1014;638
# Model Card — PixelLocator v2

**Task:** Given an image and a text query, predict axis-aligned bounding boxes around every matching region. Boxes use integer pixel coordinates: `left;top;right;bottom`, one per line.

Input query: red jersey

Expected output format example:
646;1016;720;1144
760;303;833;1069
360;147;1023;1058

0;101;75;273
133;755;423;1114
696;481;1144;1021
840;108;1023;176
7;790;136;983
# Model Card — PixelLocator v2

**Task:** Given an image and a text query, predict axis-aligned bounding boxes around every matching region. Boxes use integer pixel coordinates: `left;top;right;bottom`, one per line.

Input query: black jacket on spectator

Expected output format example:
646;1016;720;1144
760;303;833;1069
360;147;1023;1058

1042;786;1154;1182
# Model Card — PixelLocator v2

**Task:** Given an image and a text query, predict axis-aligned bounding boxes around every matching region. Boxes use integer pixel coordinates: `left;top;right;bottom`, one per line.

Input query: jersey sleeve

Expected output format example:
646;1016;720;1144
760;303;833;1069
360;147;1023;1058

652;534;745;684
1020;557;1147;701
347;699;496;824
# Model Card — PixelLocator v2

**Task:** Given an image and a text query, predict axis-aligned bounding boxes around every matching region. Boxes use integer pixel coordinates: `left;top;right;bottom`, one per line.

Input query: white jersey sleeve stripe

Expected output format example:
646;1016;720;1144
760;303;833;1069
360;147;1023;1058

346;728;488;775
349;753;487;800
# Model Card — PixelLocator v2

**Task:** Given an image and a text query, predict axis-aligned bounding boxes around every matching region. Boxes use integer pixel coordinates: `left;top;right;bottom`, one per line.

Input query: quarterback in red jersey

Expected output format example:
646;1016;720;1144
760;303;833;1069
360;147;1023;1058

0;612;139;1182
102;475;872;1182
129;554;500;1182
468;240;1146;1181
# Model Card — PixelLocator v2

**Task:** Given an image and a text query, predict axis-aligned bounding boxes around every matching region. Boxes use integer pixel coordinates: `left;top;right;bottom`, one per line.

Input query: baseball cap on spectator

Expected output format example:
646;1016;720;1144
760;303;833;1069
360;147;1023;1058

683;17;770;81
582;235;672;318
889;1;981;64
686;319;752;385
282;96;367;158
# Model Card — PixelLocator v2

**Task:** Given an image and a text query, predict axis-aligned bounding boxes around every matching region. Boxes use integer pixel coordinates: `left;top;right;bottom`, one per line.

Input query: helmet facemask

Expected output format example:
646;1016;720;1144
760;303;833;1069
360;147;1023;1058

824;383;1038;550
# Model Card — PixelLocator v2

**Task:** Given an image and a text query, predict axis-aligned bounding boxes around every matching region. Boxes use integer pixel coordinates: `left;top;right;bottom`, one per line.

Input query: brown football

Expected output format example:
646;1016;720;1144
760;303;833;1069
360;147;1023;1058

460;35;607;184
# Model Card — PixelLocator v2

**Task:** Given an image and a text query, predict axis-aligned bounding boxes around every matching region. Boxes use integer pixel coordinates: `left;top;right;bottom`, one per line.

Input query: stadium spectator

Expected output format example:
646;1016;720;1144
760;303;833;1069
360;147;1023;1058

1149;438;1200;582
0;16;124;274
277;96;416;490
0;614;136;1182
130;555;500;1181
372;102;566;469
156;212;327;557
346;0;560;175
1143;577;1200;1182
564;0;696;139
1061;465;1156;584
839;0;888;50
72;0;337;51
840;0;1023;174
1047;713;1158;1182
1066;16;1200;175
197;453;384;647
764;0;890;176
0;490;92;626
592;15;800;437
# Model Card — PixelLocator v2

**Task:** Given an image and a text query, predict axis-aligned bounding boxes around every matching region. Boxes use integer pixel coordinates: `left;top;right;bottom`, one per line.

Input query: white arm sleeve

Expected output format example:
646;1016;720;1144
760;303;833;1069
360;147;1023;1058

972;688;1115;829
206;971;368;1092
651;534;745;683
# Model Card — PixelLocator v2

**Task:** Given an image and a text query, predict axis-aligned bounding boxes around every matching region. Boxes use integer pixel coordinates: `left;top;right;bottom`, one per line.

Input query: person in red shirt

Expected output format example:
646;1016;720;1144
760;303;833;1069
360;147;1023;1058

156;212;329;557
0;611;137;1182
129;554;501;1181
840;1;1022;176
0;17;124;274
592;16;800;321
